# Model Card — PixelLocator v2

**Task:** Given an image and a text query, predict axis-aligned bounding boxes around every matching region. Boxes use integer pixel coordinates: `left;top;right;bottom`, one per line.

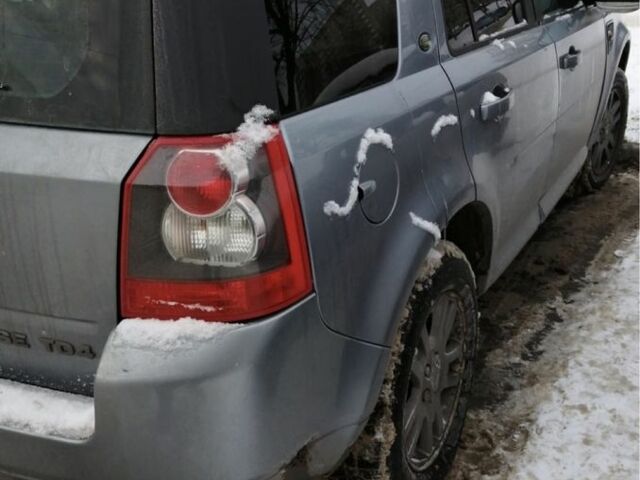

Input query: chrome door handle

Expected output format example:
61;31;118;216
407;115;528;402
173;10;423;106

560;47;581;70
481;87;513;122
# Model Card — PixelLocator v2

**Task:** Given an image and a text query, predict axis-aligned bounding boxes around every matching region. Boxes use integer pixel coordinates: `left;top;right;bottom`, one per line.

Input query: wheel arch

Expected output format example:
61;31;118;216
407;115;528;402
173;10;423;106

444;201;493;287
618;41;631;72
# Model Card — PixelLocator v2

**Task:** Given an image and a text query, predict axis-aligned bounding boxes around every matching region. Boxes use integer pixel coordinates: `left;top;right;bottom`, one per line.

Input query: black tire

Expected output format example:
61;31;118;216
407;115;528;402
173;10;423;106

333;242;478;480
581;68;629;191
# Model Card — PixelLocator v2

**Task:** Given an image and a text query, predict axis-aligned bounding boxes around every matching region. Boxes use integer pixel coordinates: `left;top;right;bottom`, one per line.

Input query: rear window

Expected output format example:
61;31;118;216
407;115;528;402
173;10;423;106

0;0;154;132
264;0;398;116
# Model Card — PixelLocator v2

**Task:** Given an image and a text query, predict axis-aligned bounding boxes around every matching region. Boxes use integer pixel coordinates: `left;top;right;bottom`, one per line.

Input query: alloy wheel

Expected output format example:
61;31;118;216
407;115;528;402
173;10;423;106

402;291;466;472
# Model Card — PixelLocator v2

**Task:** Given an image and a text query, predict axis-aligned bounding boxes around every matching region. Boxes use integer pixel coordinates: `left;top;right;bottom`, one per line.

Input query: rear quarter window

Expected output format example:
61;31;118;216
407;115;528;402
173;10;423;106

0;0;153;133
264;0;399;116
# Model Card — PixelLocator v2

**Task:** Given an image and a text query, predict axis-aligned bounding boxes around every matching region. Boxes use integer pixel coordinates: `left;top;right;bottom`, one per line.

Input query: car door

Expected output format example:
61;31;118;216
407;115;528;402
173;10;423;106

435;0;560;283
536;2;607;216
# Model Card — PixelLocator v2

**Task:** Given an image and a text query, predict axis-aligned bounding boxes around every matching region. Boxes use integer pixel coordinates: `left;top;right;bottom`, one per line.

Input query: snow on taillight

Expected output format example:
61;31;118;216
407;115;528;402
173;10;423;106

120;128;312;323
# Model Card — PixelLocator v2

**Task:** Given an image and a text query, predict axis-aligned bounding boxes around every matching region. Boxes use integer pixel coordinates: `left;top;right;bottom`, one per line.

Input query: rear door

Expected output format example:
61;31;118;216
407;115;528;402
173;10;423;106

436;0;560;281
0;0;153;395
537;2;607;216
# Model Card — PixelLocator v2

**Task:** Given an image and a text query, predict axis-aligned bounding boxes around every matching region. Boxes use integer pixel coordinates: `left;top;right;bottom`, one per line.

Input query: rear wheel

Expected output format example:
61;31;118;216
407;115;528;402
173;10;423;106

335;242;478;479
581;68;628;190
392;244;478;479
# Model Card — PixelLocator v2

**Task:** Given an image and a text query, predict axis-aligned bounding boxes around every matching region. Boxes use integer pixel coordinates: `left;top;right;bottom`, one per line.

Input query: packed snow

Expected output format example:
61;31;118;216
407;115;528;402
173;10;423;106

624;17;639;143
508;234;639;479
111;318;241;352
482;91;501;105
491;38;506;50
0;379;94;440
323;128;393;217
216;105;277;179
430;114;459;139
409;212;441;242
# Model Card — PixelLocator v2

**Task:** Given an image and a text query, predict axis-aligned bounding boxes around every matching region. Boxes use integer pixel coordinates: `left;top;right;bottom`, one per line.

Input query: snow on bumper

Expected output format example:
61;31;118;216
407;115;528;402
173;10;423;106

0;295;388;480
0;379;94;441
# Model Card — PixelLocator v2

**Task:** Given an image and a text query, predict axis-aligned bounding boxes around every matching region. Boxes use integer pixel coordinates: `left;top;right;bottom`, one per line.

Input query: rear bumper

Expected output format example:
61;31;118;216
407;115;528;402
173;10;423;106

0;296;388;480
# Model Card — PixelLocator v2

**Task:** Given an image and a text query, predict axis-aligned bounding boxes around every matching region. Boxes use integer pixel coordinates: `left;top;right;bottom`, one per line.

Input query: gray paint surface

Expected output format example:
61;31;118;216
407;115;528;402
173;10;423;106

0;1;632;479
0;297;387;480
0;125;150;394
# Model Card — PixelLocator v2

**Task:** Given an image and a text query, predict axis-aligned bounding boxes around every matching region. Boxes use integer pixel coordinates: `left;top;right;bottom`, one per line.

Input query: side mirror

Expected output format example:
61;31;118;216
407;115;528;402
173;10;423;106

590;0;639;12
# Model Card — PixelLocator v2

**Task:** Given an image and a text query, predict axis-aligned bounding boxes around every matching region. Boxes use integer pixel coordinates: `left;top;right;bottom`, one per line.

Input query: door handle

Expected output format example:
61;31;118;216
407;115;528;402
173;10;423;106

481;86;513;122
560;46;581;70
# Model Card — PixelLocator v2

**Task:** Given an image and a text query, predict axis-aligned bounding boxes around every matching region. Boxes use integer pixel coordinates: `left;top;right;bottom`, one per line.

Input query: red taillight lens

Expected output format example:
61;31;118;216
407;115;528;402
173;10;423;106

166;149;235;217
120;131;313;322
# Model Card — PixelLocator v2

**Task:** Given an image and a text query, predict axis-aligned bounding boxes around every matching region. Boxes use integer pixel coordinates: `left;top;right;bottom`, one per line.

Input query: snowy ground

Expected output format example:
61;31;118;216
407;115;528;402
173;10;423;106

509;235;639;479
449;165;639;479
450;14;640;477
624;14;640;143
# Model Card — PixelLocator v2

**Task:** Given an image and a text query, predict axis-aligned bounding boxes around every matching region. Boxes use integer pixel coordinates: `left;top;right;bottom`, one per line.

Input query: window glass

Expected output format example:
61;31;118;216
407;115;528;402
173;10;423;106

0;0;154;132
0;0;88;99
443;0;475;51
532;0;578;18
469;0;527;41
264;0;398;115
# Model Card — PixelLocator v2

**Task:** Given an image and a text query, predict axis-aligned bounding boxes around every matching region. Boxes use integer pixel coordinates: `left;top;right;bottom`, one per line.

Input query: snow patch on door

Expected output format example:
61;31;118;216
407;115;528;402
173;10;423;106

430;114;459;140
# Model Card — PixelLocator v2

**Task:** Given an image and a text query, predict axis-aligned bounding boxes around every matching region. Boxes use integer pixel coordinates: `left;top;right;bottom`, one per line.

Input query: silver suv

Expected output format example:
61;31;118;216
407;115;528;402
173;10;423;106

0;0;635;478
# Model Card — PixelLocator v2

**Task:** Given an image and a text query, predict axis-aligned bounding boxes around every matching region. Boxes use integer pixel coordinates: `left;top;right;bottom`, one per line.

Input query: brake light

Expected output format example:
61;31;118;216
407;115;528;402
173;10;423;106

120;131;312;322
166;149;239;218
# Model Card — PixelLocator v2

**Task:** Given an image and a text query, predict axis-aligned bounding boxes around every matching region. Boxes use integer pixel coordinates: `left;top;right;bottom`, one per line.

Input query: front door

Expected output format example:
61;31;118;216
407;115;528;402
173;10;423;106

537;3;607;216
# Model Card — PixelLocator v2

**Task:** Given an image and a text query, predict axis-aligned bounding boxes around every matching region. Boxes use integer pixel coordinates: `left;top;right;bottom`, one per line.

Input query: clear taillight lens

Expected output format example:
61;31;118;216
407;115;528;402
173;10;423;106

162;196;266;267
120;132;312;322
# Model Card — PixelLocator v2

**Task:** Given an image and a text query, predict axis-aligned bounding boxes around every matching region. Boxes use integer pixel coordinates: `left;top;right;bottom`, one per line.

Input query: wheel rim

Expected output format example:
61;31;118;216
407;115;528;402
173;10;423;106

591;88;624;180
402;291;466;472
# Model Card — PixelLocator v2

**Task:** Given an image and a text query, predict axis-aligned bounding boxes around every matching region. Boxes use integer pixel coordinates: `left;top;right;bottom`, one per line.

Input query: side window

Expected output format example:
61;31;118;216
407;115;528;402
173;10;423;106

442;0;531;52
469;0;527;40
264;0;398;116
532;0;579;19
443;0;475;51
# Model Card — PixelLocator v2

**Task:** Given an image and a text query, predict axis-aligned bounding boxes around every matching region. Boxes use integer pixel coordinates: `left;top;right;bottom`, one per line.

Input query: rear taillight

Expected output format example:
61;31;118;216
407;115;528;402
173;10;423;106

120;131;312;322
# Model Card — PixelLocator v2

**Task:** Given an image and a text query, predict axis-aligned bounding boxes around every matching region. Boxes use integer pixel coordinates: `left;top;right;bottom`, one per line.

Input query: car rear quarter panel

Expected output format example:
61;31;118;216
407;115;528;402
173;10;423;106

282;0;475;346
